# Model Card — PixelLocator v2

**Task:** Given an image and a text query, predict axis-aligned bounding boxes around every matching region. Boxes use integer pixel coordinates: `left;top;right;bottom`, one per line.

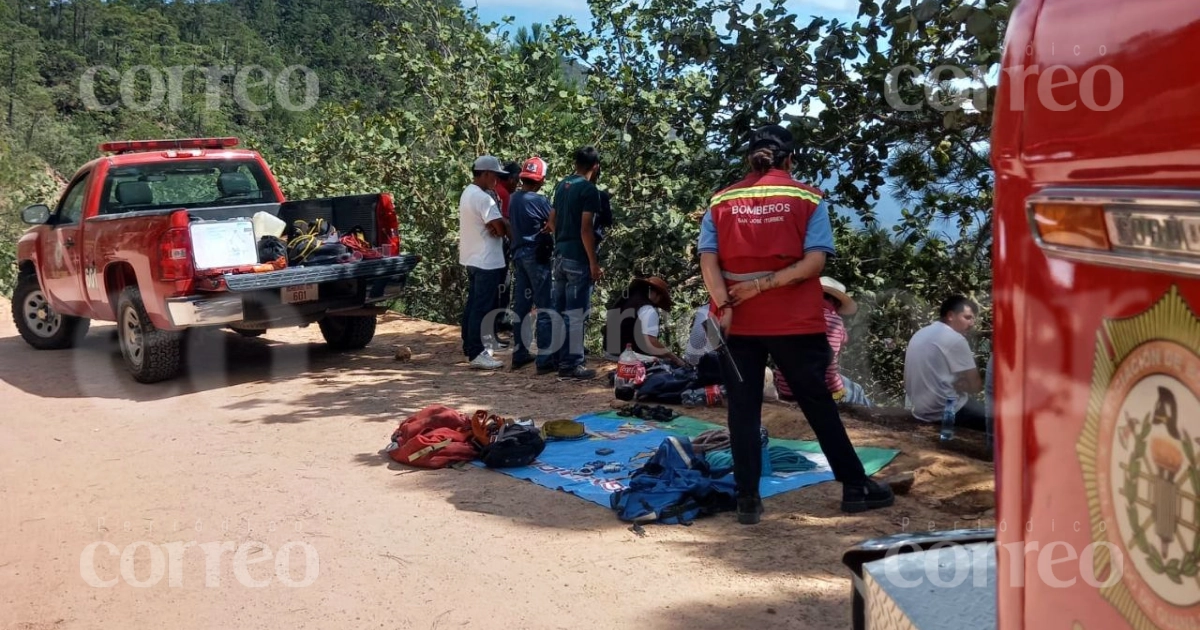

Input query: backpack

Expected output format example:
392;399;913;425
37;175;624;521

388;405;479;469
609;436;737;525
480;423;546;468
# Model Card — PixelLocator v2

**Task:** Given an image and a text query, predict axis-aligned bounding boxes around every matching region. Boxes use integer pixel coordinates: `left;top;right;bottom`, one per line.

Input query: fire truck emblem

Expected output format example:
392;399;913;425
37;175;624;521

1079;286;1200;630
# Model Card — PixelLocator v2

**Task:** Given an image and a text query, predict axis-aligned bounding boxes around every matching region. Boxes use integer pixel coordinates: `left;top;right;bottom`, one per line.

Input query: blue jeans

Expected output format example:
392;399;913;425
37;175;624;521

550;256;593;370
461;265;507;361
511;250;553;368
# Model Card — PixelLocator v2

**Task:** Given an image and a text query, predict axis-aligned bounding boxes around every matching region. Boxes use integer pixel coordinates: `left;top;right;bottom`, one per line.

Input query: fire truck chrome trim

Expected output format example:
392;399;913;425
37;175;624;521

1026;187;1200;278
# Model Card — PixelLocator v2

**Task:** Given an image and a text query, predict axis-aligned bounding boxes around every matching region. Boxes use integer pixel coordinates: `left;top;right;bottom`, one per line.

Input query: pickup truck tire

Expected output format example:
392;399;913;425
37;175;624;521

318;315;376;350
231;327;267;338
12;274;90;350
116;287;183;383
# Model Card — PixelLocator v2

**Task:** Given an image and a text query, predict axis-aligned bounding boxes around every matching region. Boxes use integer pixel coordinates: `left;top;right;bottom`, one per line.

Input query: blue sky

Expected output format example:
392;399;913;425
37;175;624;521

463;0;924;230
467;0;860;29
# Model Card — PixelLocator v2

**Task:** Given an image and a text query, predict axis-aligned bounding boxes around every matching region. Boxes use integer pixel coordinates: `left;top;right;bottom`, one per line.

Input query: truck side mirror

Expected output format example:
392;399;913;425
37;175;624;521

20;204;51;225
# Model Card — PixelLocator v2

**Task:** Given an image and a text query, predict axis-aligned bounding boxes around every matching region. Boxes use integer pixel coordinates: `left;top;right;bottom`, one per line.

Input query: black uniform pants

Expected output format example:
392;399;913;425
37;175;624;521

723;333;868;496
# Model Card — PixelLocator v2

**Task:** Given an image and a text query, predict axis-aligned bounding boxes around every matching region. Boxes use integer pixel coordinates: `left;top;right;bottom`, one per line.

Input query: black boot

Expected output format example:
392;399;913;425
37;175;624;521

737;494;764;525
841;478;895;513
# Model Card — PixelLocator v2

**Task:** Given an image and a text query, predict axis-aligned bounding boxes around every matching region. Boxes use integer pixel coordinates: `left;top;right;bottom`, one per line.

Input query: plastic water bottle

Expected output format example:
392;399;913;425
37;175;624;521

941;397;956;441
615;344;641;394
681;388;706;406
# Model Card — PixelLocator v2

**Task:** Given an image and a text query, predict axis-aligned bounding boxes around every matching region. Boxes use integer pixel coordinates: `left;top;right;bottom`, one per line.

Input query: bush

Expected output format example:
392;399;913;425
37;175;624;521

0;132;65;296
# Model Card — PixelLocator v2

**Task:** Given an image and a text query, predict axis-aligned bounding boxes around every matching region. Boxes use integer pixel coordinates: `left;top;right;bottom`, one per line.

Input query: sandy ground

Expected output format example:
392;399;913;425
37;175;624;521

0;299;995;630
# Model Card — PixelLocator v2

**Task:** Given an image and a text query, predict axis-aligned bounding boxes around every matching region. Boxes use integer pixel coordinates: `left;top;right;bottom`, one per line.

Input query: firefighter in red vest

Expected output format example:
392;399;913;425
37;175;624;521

698;124;895;524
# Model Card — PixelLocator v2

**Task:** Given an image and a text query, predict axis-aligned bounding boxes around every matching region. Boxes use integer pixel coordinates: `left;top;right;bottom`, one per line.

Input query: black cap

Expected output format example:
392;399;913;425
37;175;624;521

749;124;794;153
503;161;522;179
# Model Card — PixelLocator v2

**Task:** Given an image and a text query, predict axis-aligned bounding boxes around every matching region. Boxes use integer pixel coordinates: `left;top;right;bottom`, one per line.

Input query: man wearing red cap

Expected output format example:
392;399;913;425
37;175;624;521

508;156;557;374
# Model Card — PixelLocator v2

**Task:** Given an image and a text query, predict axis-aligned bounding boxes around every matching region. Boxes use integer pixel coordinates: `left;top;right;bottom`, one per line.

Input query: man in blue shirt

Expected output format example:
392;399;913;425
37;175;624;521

508;156;556;373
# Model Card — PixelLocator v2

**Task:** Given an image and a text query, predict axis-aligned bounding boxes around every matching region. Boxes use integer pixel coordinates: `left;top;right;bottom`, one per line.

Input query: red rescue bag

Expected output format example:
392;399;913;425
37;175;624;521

388;405;479;469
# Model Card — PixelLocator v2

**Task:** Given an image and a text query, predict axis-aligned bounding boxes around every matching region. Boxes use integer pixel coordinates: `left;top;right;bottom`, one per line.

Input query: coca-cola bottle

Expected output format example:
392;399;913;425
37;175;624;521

615;344;641;399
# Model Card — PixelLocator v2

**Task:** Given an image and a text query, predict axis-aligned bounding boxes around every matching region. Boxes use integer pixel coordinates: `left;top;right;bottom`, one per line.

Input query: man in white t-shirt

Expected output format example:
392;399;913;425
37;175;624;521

459;155;511;370
903;295;986;430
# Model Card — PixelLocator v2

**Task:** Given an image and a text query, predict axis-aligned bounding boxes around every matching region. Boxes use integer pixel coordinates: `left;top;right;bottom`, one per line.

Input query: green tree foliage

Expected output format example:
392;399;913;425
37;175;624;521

277;0;1004;403
0;0;1006;404
0;131;63;294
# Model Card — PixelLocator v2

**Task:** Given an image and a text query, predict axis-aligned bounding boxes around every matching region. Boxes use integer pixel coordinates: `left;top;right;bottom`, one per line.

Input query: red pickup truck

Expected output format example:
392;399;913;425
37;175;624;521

12;137;419;383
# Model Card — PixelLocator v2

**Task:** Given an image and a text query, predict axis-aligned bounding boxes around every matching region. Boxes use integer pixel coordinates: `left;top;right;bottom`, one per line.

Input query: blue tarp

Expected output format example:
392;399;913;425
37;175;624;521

472;413;898;508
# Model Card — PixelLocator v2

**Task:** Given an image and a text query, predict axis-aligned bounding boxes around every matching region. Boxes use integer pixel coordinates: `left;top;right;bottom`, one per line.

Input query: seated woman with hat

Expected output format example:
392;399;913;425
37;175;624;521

774;277;872;406
603;276;687;366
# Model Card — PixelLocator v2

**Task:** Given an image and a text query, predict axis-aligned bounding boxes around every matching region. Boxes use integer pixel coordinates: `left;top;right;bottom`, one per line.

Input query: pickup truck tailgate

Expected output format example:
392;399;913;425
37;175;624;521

221;254;420;292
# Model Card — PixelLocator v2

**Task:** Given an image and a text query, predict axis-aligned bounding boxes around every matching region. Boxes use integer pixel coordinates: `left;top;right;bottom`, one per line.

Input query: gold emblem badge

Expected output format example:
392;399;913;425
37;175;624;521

1079;286;1200;629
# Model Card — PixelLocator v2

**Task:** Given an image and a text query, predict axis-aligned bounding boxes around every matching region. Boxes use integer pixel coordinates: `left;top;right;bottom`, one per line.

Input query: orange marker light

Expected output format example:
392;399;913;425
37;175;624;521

1030;203;1112;250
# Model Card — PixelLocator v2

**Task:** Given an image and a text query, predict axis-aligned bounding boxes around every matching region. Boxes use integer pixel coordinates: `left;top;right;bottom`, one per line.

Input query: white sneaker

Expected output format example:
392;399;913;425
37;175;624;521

470;352;503;370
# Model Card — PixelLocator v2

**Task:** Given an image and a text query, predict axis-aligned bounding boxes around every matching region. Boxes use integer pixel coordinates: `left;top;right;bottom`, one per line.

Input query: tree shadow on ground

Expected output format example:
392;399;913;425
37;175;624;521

649;590;851;630
223;326;603;424
152;315;986;616
0;324;355;402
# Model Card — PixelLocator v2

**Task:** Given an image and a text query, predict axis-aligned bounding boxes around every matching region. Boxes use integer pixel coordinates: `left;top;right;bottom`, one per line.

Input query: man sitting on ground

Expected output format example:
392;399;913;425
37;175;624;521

903;295;986;430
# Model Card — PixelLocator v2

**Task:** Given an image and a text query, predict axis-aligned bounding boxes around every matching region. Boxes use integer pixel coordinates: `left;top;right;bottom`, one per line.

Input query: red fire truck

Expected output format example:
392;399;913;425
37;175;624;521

843;0;1200;628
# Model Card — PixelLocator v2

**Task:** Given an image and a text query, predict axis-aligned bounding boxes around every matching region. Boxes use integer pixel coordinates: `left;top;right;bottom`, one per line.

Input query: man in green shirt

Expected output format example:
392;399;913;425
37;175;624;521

547;146;603;379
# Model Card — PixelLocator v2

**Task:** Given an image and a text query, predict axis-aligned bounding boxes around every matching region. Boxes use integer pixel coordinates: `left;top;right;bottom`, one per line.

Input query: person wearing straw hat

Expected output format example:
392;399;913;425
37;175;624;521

603;276;686;366
774;276;873;407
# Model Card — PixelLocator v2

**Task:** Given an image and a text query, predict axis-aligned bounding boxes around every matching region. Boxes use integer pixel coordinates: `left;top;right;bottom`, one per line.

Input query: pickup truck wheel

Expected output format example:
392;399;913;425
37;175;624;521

12;274;90;350
116;287;183;383
318;315;376;350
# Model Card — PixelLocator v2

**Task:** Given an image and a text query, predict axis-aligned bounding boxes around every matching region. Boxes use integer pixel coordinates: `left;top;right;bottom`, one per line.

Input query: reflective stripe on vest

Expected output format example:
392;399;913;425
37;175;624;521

707;171;828;335
709;185;822;208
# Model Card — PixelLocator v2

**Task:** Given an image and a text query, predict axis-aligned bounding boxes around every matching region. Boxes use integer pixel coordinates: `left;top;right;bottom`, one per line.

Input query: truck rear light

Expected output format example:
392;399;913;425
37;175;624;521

159;211;195;285
159;228;194;281
377;193;401;256
1030;202;1111;250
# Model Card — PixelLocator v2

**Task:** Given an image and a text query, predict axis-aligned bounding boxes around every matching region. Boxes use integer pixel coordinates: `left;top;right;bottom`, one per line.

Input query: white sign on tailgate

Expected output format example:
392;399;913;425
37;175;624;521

189;220;258;270
282;284;318;304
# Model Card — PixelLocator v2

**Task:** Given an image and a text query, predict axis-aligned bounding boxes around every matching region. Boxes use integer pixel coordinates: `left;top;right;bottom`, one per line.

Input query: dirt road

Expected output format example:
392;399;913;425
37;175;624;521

0;300;994;630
